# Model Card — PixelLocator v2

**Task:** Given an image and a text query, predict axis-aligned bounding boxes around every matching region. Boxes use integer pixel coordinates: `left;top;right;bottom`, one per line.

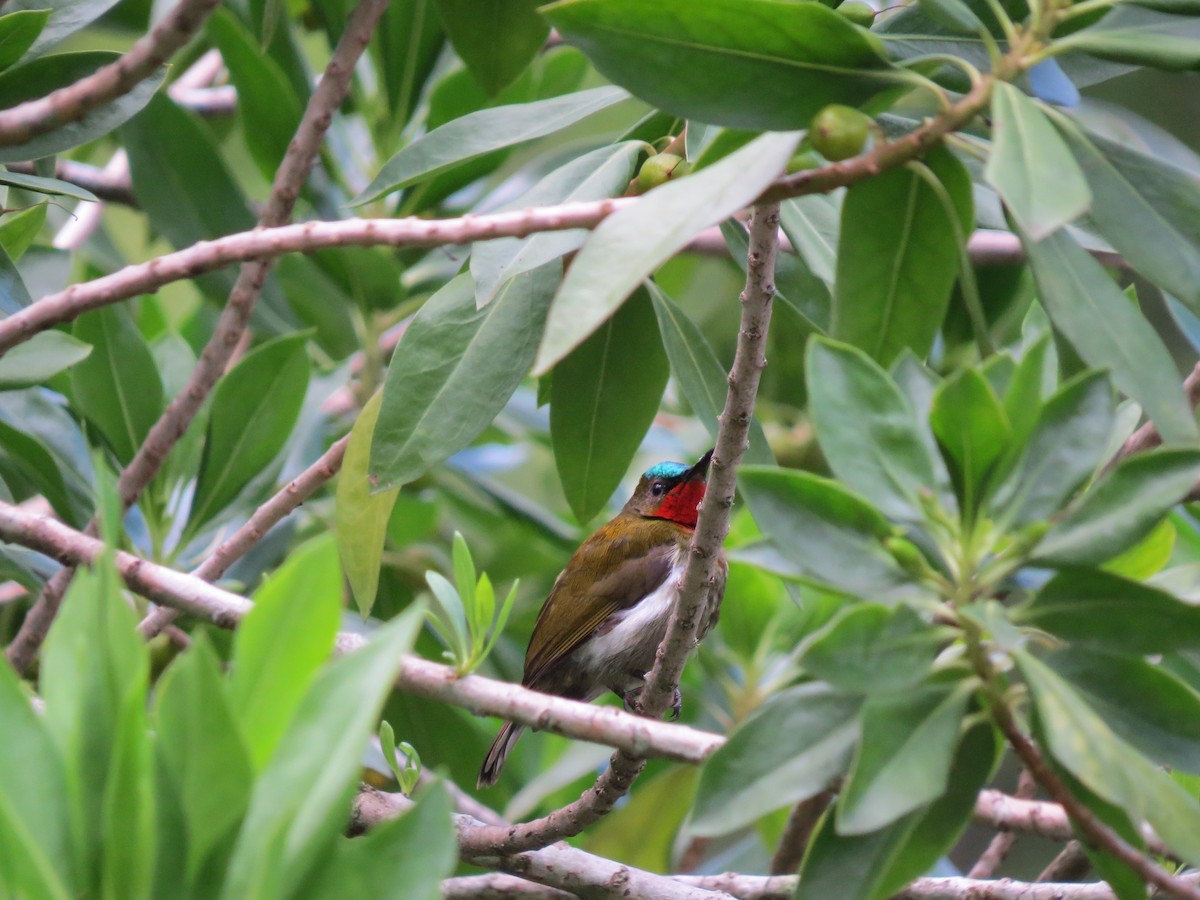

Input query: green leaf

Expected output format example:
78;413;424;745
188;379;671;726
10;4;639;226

310;783;456;899
0;649;72;895
41;556;148;894
222;605;424;898
370;265;558;490
917;0;983;33
354;85;628;204
0;167;93;201
984;82;1091;240
470;142;641;307
1019;226;1199;445
1034;449;1200;566
722;218;831;333
991;370;1115;527
100;680;155;900
796;800;921;900
1047;646;1200;774
0;239;30;313
0;9;51;70
70;306;164;465
1057;8;1200;69
780;194;840;288
436;0;547;94
228;535;343;770
0;51;164;161
0;199;45;260
207;7;304;179
832;145;972;364
1104;518;1175;580
9;0;120;58
1049;112;1200;312
801;604;946;694
739;465;926;602
838;677;969;834
188;333;311;532
551;286;668;522
1018;649;1200;865
533;131;800;373
374;0;444;129
0;329;90;389
336;392;400;618
647;283;774;465
1017;568;1200;655
806;337;939;522
156;635;254;886
688;683;862;836
543;0;897;130
929;368;1011;519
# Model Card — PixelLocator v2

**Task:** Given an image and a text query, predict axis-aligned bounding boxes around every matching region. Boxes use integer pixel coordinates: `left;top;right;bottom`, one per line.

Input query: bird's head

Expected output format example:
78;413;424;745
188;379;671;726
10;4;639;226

623;449;714;528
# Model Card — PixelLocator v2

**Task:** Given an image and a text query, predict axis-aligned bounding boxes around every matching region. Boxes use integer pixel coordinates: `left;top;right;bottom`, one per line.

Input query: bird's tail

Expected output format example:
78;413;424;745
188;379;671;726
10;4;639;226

478;721;525;789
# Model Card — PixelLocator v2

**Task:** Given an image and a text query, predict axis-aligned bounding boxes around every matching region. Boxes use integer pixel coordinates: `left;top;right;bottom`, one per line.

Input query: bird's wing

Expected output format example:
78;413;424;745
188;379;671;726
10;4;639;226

522;527;679;689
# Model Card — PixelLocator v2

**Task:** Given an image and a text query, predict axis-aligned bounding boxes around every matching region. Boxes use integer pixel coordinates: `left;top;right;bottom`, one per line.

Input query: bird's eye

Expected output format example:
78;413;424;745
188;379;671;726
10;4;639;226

651;481;665;497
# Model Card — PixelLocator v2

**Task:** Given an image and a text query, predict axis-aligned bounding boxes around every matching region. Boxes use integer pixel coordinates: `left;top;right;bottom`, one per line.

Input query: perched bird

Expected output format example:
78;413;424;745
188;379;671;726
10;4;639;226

478;449;725;788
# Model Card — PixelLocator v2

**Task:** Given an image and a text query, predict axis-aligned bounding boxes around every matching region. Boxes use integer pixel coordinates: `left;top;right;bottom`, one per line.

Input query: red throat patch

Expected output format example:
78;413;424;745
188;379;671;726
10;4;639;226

653;480;706;529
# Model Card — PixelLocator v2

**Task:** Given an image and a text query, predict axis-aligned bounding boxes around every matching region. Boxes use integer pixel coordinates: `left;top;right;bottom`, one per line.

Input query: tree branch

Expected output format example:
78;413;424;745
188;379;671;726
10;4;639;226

770;790;834;875
967;769;1036;879
0;0;219;149
4;0;389;674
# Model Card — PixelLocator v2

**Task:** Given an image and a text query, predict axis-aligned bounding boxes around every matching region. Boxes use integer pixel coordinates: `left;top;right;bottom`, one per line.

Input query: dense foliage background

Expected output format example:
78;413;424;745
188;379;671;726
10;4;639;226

3;0;1200;897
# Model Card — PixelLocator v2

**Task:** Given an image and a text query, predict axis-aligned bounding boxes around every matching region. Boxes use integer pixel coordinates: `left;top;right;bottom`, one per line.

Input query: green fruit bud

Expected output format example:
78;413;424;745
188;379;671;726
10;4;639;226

809;104;873;161
837;1;876;26
885;536;931;580
635;153;691;194
786;150;823;174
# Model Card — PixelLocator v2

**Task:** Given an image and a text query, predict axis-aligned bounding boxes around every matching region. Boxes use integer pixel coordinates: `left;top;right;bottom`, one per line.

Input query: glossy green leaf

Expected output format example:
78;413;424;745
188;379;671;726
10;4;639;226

688;683;862;836
207;7;304;179
101;678;155;900
544;0;897;130
1104;518;1175;580
985;82;1091;240
807;337;939;522
370;264;559;490
9;0;120;57
1020;226;1199;445
551;286;668;522
992;370;1114;527
832;146;972;364
41;557;148;894
739;465;925;602
801;604;946;694
0;51;164;161
374;0;444;129
780;194;840;288
310;783;456;899
1047;646;1200;774
0;9;50;70
222;605;424;898
0;329;90;389
796;800;921;900
70;306;163;465
721;218;830;333
930;368;1011;519
471;142;640;307
229;535;342;770
1057;8;1200;69
1034;449;1200;566
647;284;774;465
1018;650;1200;864
534;131;800;374
1018;569;1200;655
337;392;400;617
437;0;547;94
189;334;311;532
354;85;628;204
0;646;72;895
1050;111;1200;311
156;635;254;886
838;677;970;834
0;199;45;259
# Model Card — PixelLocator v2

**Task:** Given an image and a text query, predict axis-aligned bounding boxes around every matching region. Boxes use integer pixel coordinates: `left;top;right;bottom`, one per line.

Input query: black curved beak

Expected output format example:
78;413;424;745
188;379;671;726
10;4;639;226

685;448;715;482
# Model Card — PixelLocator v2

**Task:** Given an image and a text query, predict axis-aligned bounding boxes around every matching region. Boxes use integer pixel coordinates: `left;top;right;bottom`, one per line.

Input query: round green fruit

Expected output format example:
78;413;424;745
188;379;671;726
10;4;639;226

635;153;691;193
837;1;876;26
809;105;872;161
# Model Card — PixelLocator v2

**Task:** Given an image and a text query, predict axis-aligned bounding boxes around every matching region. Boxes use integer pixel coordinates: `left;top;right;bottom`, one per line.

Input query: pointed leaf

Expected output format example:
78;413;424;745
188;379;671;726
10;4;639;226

337;391;400;617
370;264;559;490
0;9;50;70
985;82;1091;240
544;0;897;130
0;168;96;202
796;800;921;900
930;368;1011;518
801;604;946;694
0;329;90;389
189;333;311;532
533;131;800;374
436;0;547;95
780;193;840;288
722;217;830;333
551;285;668;522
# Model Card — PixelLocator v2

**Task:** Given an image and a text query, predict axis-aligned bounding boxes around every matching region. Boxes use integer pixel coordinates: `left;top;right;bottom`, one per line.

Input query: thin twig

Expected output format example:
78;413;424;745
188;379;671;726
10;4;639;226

1038;841;1090;883
972;789;1166;855
1110;360;1200;469
967;769;1037;879
4;0;388;675
770;790;834;875
138;434;350;638
0;0;220;149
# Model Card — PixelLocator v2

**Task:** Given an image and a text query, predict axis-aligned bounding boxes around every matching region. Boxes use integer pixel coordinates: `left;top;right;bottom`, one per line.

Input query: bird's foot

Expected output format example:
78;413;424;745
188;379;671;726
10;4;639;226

620;685;682;719
669;687;682;721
